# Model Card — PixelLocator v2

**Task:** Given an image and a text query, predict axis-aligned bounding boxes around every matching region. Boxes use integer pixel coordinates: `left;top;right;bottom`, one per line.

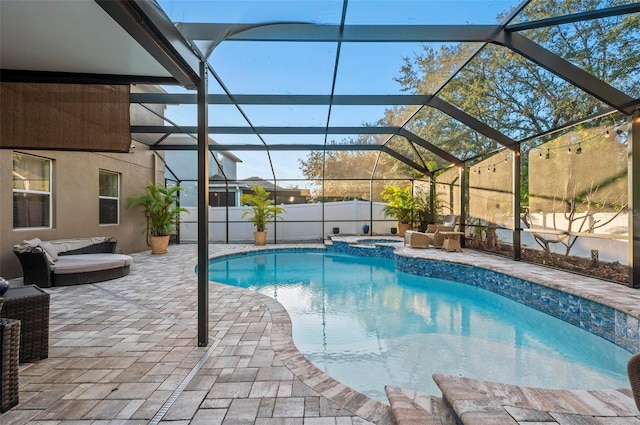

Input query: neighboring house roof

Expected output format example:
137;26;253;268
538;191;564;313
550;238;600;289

240;177;282;191
239;177;309;196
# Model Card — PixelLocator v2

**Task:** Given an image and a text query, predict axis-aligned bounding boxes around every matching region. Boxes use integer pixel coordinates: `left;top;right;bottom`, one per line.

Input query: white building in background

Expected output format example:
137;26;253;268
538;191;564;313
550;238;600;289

165;148;312;208
163;139;242;207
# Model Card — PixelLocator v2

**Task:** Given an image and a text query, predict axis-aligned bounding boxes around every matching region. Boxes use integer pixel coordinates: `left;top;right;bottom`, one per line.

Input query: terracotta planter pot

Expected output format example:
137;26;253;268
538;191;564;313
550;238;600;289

254;231;267;246
398;222;412;237
150;235;170;254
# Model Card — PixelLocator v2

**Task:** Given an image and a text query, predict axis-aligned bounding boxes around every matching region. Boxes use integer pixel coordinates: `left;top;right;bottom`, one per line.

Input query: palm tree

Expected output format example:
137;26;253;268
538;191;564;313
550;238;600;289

241;185;286;244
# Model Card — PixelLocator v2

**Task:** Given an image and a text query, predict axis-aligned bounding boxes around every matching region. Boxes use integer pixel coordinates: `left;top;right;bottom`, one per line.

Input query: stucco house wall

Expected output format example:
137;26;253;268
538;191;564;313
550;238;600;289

0;84;167;279
0;144;165;279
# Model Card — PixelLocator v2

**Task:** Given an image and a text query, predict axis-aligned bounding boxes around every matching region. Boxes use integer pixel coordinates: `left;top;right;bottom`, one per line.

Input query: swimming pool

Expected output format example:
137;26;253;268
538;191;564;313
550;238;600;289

349;238;402;246
208;249;630;401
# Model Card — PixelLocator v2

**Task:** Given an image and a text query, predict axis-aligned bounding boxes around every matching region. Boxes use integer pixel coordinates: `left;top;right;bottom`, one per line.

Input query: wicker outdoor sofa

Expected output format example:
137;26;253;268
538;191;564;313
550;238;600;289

13;237;132;288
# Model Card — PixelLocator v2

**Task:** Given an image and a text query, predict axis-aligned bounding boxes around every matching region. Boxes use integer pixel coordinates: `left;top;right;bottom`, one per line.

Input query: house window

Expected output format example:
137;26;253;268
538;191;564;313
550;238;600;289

13;153;52;229
210;191;236;207
99;170;119;225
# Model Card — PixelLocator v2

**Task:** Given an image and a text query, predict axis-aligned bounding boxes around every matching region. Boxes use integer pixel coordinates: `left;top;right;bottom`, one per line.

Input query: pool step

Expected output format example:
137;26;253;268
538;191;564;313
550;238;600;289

433;374;639;424
385;386;456;425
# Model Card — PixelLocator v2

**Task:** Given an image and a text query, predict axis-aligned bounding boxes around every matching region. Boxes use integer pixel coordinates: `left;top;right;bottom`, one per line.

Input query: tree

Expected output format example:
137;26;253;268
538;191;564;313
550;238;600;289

396;0;638;156
298;1;638;205
298;137;426;201
522;177;627;257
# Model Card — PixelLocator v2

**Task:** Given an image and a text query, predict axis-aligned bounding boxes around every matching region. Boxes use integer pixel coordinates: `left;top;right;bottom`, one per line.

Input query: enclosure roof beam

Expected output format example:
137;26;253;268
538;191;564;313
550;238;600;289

95;0;202;89
135;125;462;167
380;146;432;176
175;21;637;114
131;125;403;134
130;93;436;105
155;144;383;150
397;129;463;167
177;23;501;43
131;92;517;152
427;97;518;150
505;3;640;32
153;143;431;176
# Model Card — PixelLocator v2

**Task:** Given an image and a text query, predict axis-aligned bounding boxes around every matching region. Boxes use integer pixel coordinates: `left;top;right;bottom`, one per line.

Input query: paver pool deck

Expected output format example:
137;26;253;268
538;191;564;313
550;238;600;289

1;241;639;424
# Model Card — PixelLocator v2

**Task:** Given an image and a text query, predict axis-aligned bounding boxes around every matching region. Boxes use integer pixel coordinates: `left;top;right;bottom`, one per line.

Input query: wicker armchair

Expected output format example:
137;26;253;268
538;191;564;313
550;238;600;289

404;230;430;248
424;215;459;248
1;285;50;362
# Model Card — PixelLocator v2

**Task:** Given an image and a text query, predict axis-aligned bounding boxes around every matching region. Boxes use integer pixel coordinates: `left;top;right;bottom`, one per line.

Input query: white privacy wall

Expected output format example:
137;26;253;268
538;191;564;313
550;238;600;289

179;200;396;243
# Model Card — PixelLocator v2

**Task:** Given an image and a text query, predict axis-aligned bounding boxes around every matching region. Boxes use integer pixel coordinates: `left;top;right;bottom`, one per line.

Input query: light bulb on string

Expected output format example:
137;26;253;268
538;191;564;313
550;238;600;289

605;130;611;138
567;146;572;154
576;144;582;154
545;149;551;160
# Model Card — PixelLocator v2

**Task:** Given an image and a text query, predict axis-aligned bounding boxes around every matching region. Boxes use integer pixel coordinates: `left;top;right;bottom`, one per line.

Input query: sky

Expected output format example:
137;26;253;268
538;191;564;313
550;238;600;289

156;0;522;184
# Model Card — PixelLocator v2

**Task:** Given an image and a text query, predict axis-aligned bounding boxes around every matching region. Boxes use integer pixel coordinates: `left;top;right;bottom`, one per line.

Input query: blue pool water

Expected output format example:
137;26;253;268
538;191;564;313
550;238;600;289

208;250;630;401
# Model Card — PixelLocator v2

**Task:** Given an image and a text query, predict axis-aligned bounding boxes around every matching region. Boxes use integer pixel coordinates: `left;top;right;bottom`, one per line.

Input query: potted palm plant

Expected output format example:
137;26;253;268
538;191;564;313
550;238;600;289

241;185;286;245
126;183;188;254
381;185;417;236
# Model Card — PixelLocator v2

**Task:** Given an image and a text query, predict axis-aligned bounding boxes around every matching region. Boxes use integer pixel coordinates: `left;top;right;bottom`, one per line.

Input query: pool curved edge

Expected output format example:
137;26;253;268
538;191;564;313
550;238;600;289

238;285;392;423
205;243;392;423
329;239;640;354
394;250;640;355
205;242;640;420
208;242;640;353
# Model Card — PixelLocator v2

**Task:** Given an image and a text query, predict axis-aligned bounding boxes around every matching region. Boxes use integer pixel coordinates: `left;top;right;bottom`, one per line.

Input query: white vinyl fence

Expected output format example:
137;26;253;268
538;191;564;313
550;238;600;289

179;200;396;243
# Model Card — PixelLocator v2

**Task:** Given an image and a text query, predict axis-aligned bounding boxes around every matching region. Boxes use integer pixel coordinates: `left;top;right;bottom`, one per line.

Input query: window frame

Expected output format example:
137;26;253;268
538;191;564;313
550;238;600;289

12;153;53;230
99;169;120;226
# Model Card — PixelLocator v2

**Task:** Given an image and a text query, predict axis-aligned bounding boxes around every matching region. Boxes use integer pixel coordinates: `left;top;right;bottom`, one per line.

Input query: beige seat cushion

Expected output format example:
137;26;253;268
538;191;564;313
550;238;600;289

51;254;132;274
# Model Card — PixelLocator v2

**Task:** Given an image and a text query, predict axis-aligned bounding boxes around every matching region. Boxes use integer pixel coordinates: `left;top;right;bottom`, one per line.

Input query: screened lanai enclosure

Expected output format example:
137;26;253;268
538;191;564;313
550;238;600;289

124;0;640;287
3;0;639;344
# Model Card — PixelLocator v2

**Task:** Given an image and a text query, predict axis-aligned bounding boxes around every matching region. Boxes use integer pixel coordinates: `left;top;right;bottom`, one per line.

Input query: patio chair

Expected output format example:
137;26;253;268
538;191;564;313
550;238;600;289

628;352;640;411
404;230;430;248
424;215;459;248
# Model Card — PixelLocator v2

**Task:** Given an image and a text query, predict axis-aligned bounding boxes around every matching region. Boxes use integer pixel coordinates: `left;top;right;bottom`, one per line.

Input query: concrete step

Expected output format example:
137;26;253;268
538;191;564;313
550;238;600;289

385;385;456;425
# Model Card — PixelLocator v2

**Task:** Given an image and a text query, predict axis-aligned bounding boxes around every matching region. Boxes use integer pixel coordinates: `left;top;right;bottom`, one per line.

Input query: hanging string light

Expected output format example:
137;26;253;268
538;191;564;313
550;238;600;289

470;118;620;173
471;152;513;174
532;122;622;159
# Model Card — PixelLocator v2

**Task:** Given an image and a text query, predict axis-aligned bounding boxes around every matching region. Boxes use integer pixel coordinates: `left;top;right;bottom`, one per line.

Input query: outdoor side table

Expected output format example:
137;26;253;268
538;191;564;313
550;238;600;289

441;231;464;252
0;285;50;362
